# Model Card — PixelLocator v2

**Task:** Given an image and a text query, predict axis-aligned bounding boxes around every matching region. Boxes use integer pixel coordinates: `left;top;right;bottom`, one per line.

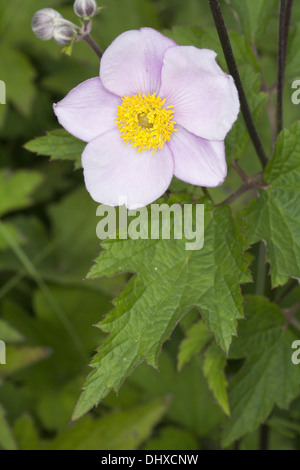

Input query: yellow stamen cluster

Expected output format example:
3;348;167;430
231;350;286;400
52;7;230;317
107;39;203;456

115;92;177;154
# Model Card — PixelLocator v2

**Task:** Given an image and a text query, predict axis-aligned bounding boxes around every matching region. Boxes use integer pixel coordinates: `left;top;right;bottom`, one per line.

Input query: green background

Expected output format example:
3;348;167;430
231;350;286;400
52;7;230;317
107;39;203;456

0;0;300;450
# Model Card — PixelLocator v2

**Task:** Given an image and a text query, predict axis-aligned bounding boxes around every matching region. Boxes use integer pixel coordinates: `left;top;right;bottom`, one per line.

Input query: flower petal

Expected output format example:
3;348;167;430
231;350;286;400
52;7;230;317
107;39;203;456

82;129;174;209
53;77;121;142
168;126;227;186
100;28;177;97
159;47;240;141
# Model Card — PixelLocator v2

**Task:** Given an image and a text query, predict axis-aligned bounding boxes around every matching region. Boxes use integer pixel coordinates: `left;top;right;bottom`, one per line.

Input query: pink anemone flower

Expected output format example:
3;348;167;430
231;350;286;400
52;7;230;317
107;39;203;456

54;28;240;209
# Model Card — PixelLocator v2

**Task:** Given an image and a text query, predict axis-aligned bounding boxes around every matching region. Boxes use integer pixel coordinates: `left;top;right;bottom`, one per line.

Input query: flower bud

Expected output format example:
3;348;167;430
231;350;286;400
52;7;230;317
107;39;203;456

53;24;76;46
32;8;62;41
73;0;98;18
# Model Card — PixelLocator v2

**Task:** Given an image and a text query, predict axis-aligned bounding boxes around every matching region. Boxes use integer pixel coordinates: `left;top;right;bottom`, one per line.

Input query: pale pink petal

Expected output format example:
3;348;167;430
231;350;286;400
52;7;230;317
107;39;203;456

100;28;177;97
159;47;240;141
53;77;121;142
168;126;227;186
82;129;174;209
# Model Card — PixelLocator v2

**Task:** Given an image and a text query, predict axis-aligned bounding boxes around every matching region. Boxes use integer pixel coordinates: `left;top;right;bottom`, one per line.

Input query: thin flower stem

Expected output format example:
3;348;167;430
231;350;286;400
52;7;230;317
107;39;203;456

201;187;214;203
277;0;293;134
208;0;268;169
277;1;287;135
215;182;252;207
83;34;103;59
216;172;266;207
232;159;249;183
283;1;293;67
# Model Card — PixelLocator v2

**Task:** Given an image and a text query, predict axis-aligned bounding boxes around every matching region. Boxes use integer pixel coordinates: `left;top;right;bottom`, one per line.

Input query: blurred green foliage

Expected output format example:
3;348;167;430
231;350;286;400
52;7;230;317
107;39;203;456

0;0;300;450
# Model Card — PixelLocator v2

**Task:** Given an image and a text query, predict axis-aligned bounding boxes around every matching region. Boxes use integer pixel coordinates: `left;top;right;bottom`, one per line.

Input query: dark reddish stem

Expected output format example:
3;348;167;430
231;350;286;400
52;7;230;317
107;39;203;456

208;0;268;168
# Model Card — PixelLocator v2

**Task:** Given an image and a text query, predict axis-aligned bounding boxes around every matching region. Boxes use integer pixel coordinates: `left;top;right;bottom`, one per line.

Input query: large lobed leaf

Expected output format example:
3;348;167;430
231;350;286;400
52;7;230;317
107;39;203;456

223;296;300;446
73;201;251;419
243;122;300;286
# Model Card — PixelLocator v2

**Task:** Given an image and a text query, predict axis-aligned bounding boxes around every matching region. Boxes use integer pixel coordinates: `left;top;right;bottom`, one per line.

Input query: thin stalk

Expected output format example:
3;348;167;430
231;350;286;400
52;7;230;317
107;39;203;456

208;0;268;168
277;0;293;135
83;34;103;59
277;1;287;134
283;1;293;67
216;181;252;207
232;159;249;183
201;187;214;203
216;172;266;207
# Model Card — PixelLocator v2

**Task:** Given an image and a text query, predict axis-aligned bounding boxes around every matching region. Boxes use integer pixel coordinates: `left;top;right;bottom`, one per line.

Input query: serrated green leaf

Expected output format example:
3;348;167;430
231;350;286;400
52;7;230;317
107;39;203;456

47;398;169;450
223;296;300;446
203;342;230;416
178;320;211;371
243;122;300;286
0;405;17;450
73;202;251;419
25;130;85;170
0;169;43;217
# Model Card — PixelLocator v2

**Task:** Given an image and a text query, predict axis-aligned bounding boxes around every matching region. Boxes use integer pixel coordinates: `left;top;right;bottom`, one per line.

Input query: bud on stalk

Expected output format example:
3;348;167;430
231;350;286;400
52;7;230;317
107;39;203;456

31;8;63;41
73;0;98;18
53;25;77;46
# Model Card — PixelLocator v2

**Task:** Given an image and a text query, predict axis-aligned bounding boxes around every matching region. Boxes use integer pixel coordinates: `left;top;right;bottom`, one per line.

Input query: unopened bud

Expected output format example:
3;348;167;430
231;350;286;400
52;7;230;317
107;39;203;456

53;24;77;46
32;8;62;41
74;0;98;18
